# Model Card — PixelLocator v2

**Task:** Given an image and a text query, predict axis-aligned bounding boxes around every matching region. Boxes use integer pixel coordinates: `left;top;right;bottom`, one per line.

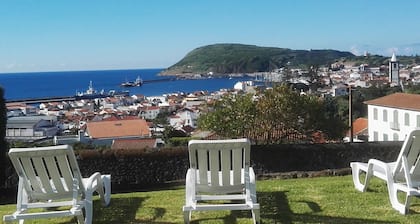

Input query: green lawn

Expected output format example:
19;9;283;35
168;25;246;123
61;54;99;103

1;175;420;223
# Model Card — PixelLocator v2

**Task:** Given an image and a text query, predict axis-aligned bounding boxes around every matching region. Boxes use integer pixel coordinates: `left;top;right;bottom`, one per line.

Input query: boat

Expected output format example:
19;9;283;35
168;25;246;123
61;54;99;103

121;76;143;87
75;81;129;100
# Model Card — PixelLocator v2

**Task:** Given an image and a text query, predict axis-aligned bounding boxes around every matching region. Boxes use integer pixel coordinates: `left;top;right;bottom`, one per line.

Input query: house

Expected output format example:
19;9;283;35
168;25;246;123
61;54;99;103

344;118;368;142
169;108;199;129
6;102;37;116
6;115;58;141
83;118;151;145
138;106;160;120
365;93;420;141
331;84;348;97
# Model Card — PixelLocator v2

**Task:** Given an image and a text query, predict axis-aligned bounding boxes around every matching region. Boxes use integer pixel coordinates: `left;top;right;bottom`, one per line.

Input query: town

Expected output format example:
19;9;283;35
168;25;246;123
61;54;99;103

5;53;420;149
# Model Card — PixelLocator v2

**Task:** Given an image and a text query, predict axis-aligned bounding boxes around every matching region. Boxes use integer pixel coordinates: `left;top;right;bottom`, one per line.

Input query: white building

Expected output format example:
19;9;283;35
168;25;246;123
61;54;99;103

169;108;199;129
139;106;160;120
6;115;59;141
365;93;420;141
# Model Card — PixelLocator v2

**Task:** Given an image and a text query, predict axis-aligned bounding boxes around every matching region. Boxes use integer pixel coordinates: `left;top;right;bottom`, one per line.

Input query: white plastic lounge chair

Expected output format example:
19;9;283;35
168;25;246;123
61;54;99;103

350;129;420;214
3;145;111;224
183;138;260;224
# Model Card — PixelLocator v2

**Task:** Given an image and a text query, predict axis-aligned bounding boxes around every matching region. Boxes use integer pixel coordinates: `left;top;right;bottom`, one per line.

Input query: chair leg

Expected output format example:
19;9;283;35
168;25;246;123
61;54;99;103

252;209;260;224
183;210;191;224
350;163;370;192
76;213;85;224
99;175;111;206
84;196;94;224
388;185;411;215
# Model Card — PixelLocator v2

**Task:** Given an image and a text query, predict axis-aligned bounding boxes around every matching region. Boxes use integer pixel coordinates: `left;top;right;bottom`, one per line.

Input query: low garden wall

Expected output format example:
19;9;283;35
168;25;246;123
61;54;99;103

2;141;403;193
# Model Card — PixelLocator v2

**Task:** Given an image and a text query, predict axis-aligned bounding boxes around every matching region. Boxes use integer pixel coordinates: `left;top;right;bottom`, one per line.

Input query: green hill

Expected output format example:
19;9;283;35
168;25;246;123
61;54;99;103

160;43;355;75
346;54;420;67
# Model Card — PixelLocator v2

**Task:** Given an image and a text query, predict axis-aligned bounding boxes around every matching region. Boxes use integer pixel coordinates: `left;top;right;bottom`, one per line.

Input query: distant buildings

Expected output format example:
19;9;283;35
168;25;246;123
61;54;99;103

5;53;420;145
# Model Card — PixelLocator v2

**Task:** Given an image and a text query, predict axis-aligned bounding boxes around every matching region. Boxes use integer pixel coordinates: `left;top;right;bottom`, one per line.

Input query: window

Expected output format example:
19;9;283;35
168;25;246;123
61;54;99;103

373;131;378;141
393;133;399;141
383;134;388;141
417;115;420;128
383;110;388;122
405;113;410;126
373;108;378;120
393;110;398;123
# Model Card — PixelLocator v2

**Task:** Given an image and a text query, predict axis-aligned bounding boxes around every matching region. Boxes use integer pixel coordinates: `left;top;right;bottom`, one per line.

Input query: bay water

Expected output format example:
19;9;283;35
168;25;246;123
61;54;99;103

0;68;250;101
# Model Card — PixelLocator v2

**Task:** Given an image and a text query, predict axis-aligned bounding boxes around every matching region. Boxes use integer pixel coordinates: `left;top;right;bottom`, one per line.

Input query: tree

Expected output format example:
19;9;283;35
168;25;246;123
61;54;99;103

198;93;257;138
198;84;347;144
254;84;303;143
153;111;170;125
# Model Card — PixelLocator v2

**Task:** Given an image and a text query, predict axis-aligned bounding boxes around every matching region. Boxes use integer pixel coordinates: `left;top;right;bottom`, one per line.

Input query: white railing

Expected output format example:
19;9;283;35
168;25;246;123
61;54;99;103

390;122;400;130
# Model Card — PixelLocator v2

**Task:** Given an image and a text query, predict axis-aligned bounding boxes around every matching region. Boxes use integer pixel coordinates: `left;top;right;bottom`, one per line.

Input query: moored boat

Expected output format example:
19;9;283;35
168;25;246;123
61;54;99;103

121;76;143;87
75;81;129;100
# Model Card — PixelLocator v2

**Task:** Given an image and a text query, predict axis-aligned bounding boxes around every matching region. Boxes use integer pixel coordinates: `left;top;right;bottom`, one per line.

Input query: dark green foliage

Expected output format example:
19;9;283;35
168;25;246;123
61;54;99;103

152;111;170;125
198;93;257;138
162;43;355;74
167;137;193;147
163;126;187;140
198;85;347;144
0;87;8;188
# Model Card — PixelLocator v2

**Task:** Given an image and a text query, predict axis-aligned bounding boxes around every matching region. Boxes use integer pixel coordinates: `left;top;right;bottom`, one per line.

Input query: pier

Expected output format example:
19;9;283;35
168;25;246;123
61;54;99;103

6;96;76;104
142;77;177;84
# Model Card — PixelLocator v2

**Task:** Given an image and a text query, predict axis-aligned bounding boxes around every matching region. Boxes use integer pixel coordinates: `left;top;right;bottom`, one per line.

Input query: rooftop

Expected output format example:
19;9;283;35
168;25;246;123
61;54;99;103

364;93;420;111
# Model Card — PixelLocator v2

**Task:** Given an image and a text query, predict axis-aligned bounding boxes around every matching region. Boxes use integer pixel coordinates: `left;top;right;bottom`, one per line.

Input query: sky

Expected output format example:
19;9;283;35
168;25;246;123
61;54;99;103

1;0;420;73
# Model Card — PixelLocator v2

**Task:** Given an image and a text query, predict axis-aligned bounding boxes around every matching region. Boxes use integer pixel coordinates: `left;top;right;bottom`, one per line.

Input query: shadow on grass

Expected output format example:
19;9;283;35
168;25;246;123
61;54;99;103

259;191;399;224
95;196;175;224
92;196;146;223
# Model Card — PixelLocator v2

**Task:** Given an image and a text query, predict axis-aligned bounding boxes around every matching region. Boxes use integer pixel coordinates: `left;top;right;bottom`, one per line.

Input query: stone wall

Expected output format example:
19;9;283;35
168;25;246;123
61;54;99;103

3;141;403;193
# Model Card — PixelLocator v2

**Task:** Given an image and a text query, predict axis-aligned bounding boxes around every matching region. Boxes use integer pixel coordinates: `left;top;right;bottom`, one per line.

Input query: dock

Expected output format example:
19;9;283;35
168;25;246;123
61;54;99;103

6;96;76;104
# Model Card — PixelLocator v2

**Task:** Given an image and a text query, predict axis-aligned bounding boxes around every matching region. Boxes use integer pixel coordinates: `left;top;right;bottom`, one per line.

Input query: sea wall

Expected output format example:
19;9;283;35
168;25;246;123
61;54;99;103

3;141;403;193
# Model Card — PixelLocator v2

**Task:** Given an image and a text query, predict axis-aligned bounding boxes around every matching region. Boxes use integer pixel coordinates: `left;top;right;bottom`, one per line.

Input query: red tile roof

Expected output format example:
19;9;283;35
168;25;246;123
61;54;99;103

347;118;368;136
364;93;420;111
86;119;150;139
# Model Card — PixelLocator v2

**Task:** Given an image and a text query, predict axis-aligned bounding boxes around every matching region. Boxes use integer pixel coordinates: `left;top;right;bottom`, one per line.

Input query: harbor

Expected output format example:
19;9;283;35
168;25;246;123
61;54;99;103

1;68;249;102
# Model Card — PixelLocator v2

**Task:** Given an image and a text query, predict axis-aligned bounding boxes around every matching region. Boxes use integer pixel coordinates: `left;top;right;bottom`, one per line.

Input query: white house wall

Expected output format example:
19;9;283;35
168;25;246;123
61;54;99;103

368;105;420;141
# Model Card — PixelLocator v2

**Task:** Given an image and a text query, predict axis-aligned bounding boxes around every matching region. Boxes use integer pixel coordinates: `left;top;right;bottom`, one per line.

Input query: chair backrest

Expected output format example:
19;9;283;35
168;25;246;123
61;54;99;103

188;138;251;194
393;129;420;182
8;145;84;202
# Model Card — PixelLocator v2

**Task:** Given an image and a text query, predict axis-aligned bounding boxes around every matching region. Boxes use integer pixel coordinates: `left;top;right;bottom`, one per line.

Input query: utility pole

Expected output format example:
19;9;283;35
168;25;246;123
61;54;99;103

348;86;353;143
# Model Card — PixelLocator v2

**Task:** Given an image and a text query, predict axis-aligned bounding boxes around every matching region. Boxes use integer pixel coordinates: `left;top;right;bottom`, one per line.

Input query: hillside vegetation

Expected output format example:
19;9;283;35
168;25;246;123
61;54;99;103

160;44;420;76
160;43;355;75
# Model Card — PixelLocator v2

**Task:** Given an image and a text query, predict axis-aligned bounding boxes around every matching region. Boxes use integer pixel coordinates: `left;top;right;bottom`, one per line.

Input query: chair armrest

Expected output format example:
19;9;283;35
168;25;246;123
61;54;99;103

367;158;388;168
84;172;103;193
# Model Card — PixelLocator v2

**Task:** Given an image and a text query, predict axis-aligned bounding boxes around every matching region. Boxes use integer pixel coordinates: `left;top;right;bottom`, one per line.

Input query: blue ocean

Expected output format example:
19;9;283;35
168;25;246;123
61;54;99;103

0;68;250;101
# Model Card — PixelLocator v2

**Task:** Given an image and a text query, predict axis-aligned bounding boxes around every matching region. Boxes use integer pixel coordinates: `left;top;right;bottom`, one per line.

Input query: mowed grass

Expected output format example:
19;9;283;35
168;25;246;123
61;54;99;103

1;175;420;223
